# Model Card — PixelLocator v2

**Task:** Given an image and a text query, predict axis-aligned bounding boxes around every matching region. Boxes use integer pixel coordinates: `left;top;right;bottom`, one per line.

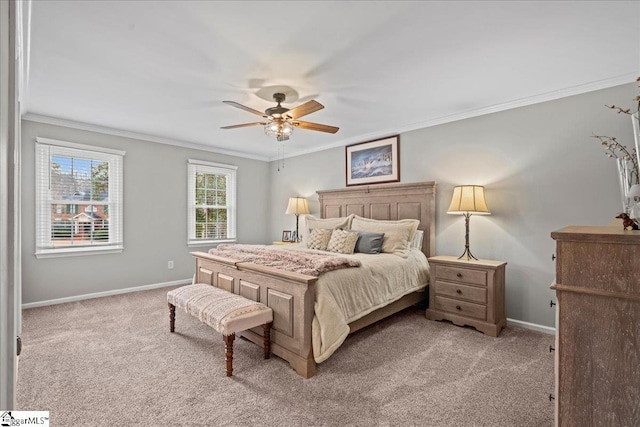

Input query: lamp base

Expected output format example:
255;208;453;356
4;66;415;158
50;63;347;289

457;247;478;261
458;212;478;261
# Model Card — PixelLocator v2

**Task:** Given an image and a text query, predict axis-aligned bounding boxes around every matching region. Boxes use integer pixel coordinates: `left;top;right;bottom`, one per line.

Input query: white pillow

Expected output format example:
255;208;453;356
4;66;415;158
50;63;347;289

410;230;424;250
350;216;419;257
301;214;354;246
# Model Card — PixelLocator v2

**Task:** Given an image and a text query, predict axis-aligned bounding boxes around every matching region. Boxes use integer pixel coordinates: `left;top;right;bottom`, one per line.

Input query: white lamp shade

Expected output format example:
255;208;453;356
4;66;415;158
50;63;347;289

285;197;310;215
447;185;491;215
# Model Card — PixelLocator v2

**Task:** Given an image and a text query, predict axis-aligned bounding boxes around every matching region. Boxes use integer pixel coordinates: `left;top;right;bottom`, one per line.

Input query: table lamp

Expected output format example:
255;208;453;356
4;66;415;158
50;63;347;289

285;197;310;242
447;185;491;261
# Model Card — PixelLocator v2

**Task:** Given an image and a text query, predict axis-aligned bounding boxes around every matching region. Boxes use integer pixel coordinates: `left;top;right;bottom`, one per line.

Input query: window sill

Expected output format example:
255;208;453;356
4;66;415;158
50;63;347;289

35;245;124;259
188;239;236;248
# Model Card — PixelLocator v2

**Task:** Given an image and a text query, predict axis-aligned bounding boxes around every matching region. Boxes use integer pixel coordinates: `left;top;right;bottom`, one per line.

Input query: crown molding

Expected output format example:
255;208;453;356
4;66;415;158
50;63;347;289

271;73;639;161
20;72;637;164
21;113;271;161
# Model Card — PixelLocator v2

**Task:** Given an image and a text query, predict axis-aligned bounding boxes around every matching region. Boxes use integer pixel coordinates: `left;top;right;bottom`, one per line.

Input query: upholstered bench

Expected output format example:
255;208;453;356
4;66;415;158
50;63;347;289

167;283;273;377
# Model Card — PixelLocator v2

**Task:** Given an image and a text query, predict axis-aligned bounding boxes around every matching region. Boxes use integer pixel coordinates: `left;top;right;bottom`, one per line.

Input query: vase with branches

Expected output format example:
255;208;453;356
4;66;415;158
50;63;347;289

592;77;640;215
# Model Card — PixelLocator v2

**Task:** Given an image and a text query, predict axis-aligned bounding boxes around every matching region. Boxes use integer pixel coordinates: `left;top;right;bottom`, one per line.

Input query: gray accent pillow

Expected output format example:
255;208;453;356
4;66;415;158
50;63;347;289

354;231;385;254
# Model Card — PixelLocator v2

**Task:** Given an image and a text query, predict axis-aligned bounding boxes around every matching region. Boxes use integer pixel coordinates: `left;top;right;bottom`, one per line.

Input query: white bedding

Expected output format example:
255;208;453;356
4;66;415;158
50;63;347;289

270;244;430;363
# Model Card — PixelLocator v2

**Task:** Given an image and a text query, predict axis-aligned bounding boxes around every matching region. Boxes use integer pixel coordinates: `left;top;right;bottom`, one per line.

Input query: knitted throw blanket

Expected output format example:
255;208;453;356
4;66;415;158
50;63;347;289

208;244;361;277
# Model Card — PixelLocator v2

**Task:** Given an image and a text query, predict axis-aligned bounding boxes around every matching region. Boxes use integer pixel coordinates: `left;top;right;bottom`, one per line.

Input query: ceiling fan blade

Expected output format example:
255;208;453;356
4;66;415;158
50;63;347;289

220;122;265;129
285;100;324;119
294;120;339;134
222;101;267;117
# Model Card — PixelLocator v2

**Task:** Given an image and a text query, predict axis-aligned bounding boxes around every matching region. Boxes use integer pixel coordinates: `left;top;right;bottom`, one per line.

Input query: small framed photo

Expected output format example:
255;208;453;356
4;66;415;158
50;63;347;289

282;230;292;242
346;135;400;186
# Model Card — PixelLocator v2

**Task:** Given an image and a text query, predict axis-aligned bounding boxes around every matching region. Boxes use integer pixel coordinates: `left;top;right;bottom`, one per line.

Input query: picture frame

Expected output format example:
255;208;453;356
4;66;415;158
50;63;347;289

282;230;292;242
346;135;400;186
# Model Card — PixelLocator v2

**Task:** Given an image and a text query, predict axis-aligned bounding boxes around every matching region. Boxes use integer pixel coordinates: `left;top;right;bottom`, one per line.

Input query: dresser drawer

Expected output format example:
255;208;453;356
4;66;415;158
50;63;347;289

434;280;487;304
436;265;487;286
434;296;487;320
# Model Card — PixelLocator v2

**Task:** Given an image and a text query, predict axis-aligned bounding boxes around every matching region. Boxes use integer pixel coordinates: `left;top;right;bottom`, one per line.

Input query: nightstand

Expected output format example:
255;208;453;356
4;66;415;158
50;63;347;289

426;255;506;337
272;241;297;245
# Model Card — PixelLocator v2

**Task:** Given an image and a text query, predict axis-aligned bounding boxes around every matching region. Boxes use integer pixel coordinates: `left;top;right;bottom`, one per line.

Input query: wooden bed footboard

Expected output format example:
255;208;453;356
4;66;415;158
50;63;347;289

191;251;319;378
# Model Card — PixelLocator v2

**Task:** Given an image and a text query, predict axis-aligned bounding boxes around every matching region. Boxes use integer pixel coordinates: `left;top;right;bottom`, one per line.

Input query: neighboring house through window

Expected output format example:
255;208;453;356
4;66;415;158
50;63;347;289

35;137;124;258
187;159;237;246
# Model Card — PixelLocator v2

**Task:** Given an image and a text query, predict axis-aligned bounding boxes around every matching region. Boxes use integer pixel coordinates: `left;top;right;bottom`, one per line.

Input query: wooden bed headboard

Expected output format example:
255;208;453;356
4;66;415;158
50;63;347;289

317;181;437;258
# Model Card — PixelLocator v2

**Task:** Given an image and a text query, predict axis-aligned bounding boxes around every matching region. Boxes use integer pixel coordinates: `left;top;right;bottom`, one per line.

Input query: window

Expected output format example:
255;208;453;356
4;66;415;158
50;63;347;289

188;159;237;246
35;137;125;257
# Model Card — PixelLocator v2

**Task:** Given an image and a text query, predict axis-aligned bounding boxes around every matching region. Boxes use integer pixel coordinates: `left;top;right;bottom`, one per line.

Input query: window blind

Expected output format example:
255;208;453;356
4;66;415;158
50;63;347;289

35;138;124;257
188;159;237;245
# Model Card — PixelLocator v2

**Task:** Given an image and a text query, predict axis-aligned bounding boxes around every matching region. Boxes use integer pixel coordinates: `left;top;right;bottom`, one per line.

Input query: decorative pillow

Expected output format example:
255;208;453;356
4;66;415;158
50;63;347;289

410;230;424;250
354;231;385;254
350;216;420;257
302;214;354;246
327;229;359;254
306;228;333;251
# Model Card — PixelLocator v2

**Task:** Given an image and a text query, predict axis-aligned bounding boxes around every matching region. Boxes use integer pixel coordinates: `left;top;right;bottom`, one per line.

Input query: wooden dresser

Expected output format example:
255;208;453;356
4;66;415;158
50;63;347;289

551;226;640;426
426;255;506;337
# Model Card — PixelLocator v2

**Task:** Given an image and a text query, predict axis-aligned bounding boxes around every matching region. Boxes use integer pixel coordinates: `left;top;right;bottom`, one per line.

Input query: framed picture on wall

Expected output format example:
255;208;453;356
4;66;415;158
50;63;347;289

282;230;292;242
345;135;400;186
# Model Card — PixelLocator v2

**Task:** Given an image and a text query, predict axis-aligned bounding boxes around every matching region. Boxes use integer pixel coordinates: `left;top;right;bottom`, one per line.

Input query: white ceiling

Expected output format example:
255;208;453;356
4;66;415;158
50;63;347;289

22;1;640;160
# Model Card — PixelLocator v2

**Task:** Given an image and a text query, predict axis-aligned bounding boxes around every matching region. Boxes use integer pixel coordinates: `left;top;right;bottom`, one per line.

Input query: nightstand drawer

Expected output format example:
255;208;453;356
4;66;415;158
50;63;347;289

434;296;487;320
436;265;487;286
434;280;487;304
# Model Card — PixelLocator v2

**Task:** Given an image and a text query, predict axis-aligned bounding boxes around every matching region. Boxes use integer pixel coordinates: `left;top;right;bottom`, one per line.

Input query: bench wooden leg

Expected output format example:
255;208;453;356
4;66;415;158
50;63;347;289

223;333;235;377
263;322;272;359
168;303;175;332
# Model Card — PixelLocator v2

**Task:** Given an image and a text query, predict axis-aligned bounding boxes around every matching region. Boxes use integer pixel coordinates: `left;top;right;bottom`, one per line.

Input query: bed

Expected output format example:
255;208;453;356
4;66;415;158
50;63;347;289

190;181;436;378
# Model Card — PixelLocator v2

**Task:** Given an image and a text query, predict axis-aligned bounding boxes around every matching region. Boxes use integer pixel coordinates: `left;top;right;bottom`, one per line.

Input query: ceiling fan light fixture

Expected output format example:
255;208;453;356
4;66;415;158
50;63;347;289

264;118;294;140
282;122;293;135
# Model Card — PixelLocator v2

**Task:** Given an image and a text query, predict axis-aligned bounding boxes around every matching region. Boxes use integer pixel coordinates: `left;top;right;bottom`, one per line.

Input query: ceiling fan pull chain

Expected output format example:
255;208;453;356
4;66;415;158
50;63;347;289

277;142;285;172
281;143;285;170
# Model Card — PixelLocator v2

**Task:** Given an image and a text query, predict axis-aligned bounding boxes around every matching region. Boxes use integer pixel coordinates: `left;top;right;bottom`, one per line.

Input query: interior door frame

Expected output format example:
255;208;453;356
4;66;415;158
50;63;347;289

0;0;22;410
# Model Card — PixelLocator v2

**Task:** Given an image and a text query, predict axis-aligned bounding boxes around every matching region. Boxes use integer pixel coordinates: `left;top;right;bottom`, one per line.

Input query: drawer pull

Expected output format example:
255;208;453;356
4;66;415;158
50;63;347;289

455;305;462;311
456;289;462;294
456;273;462;278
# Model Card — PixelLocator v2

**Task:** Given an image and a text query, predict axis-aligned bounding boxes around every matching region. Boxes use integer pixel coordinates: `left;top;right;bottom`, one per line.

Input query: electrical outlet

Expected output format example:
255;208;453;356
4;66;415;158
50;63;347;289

168;261;174;269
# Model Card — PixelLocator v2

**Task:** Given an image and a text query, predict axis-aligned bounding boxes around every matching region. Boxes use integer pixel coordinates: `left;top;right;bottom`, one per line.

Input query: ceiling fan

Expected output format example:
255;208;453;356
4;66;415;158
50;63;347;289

221;93;339;142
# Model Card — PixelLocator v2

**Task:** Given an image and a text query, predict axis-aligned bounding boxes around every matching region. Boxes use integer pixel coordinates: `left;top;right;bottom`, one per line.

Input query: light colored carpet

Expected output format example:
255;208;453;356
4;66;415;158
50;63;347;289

17;286;555;426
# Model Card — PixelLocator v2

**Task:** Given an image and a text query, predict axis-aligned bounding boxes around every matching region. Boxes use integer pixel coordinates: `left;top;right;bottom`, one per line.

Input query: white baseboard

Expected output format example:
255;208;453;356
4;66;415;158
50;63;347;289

507;317;556;335
22;278;192;309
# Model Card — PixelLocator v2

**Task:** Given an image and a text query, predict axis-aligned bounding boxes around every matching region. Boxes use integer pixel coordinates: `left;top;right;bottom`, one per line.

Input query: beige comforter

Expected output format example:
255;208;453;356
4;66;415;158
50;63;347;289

270;245;430;363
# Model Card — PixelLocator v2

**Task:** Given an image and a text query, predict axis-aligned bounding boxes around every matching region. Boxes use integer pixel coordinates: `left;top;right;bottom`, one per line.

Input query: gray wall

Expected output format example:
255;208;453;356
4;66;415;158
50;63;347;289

269;83;638;328
21;83;637;327
21;120;271;303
